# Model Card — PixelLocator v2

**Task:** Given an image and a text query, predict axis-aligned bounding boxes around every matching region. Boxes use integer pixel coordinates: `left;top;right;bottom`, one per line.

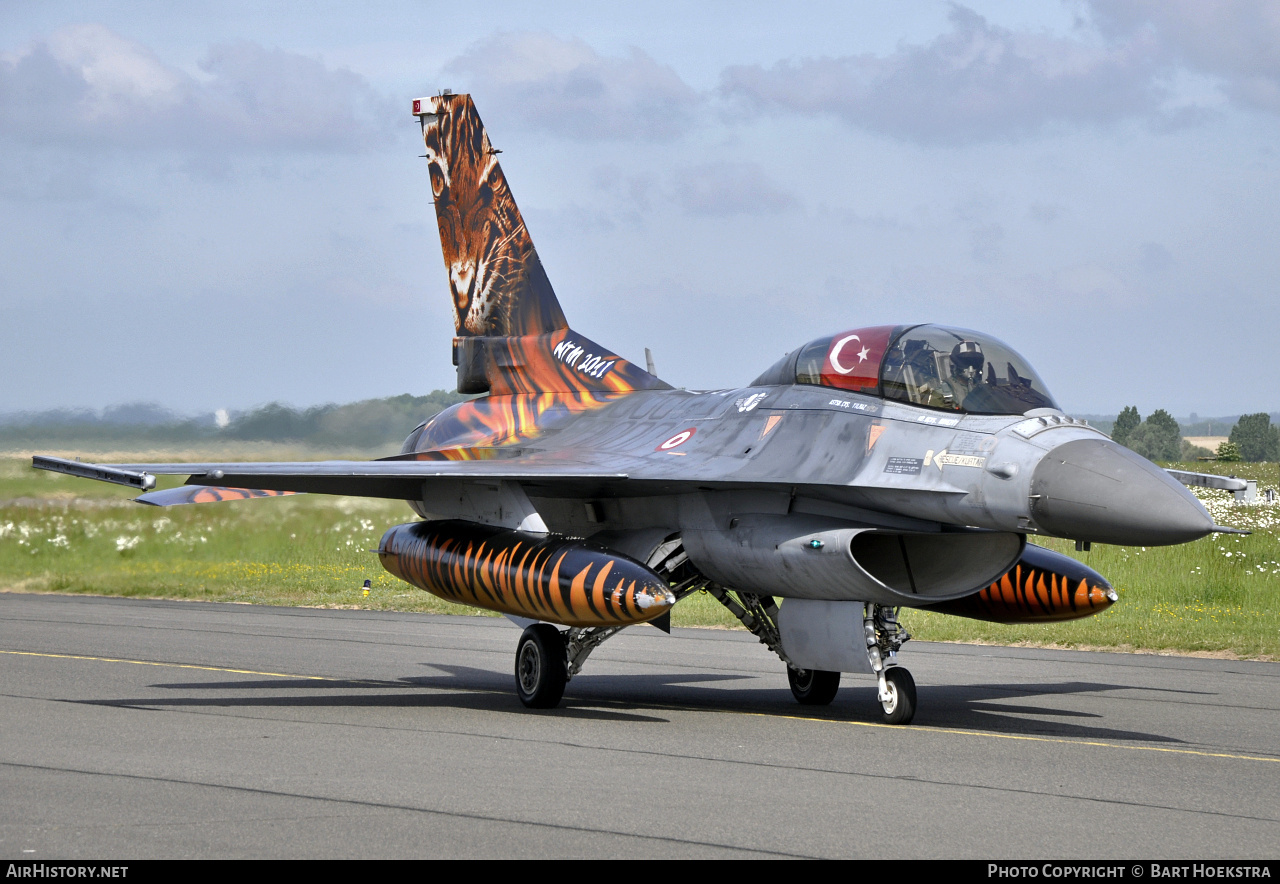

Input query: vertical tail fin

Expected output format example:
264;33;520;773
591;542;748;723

414;93;567;338
413;93;666;397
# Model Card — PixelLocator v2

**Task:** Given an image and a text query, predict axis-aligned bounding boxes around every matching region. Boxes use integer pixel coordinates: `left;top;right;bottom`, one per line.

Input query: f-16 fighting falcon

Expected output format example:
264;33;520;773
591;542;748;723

35;93;1240;724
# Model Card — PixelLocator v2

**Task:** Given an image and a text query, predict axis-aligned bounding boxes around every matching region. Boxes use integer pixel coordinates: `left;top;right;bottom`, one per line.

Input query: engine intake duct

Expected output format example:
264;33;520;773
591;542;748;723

682;515;1024;606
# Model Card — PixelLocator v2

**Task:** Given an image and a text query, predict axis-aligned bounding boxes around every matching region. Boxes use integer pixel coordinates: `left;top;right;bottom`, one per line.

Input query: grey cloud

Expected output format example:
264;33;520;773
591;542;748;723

591;164;655;214
445;32;700;140
1027;203;1065;224
0;24;395;151
670;162;797;216
567;161;794;228
192;42;395;150
719;5;1162;143
970;223;1004;263
1086;0;1280;114
1139;241;1175;274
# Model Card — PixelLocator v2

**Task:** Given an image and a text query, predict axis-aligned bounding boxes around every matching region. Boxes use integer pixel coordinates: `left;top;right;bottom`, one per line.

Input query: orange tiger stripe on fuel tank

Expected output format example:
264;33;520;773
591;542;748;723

929;543;1117;624
379;520;676;628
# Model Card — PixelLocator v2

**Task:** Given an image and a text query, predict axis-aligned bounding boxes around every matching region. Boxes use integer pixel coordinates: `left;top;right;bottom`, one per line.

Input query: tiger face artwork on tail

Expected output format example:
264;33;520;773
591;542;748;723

420;94;567;337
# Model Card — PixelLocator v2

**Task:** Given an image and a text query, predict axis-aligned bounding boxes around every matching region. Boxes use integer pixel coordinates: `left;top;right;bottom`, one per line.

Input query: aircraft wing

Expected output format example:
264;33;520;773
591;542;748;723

32;446;965;536
33;454;630;502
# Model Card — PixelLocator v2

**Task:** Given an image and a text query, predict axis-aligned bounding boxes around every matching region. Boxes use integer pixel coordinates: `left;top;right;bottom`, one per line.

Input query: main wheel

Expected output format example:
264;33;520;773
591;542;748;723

515;624;567;709
787;667;841;705
879;667;916;725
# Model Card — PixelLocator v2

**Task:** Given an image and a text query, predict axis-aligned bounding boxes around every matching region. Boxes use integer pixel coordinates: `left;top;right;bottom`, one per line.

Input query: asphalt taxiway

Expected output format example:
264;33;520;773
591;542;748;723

2;593;1278;859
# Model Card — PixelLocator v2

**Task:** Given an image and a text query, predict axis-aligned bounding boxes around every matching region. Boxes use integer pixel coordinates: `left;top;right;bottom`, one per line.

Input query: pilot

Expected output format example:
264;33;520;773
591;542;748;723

942;340;985;408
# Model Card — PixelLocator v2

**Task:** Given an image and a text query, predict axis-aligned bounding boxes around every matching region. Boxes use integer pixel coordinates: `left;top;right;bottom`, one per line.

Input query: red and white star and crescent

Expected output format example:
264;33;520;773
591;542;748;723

829;334;872;375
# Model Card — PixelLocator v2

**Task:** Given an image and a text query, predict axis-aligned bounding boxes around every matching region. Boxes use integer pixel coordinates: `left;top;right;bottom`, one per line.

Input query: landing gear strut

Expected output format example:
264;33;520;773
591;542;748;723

506;538;920;724
701;585;849;709
865;604;915;725
700;586;919;722
510;535;705;709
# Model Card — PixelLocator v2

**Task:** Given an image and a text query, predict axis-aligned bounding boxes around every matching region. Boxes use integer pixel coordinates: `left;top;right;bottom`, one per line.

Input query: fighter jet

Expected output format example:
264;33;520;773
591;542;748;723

35;93;1236;724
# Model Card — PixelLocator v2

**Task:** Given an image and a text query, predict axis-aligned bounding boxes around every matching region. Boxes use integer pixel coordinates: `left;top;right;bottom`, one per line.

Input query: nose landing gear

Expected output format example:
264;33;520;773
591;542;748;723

867;604;915;725
877;666;916;725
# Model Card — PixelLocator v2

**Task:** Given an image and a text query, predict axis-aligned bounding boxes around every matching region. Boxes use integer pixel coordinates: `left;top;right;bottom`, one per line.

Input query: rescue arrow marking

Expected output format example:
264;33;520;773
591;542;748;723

932;449;987;470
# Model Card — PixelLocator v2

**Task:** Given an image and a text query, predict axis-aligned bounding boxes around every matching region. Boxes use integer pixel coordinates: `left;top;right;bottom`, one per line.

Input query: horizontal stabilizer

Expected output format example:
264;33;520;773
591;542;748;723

134;486;298;507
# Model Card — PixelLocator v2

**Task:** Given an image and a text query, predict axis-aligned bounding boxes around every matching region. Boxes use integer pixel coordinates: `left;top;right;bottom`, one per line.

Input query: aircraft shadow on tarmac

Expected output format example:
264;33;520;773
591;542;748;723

909;680;1191;743
70;668;1190;743
563;674;1189;744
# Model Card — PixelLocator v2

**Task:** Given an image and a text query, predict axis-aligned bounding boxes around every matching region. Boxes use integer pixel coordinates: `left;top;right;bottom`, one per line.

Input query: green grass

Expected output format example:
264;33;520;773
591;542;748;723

1;457;1277;658
905;462;1280;658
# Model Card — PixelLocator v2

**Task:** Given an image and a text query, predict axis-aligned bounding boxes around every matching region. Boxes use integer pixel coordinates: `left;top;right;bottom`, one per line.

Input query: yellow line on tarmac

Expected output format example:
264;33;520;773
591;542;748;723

7;648;1278;765
750;709;1280;764
0;649;330;681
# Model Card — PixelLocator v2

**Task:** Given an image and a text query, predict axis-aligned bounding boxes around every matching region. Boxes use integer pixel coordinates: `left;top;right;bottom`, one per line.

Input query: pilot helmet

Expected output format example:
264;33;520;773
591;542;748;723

950;340;983;378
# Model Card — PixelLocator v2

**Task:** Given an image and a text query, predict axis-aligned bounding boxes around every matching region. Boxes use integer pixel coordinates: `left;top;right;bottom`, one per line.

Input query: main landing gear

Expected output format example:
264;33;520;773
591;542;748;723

705;586;918;725
515;624;567;708
512;536;704;709
787;667;841;705
508;537;918;723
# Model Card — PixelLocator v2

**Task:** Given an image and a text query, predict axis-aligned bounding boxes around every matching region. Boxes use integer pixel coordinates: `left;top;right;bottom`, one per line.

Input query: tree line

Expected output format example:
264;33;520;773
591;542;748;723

0;391;470;451
1113;407;1279;463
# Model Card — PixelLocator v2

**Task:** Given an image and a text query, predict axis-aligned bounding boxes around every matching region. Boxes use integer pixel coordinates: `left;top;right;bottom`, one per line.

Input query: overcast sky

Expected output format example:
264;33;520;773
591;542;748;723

2;1;1277;417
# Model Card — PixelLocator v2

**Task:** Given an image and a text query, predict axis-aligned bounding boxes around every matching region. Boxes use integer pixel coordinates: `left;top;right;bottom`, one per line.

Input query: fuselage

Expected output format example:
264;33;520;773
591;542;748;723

403;379;1214;550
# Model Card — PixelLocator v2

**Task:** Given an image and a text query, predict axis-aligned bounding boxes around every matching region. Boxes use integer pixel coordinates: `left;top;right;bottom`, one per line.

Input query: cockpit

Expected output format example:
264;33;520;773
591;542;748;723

753;324;1058;416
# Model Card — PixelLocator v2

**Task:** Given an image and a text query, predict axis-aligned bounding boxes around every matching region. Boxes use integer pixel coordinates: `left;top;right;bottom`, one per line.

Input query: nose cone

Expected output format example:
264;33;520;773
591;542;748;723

1030;439;1215;546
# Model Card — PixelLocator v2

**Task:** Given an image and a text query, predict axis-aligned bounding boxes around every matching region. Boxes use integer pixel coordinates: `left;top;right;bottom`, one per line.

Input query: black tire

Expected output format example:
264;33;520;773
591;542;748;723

787;667;841;705
879;667;916;725
514;624;567;709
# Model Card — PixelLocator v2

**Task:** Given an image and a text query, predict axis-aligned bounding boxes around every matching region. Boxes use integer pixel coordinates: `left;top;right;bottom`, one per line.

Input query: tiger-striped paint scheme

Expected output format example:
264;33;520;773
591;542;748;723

930;543;1117;623
410;94;665;453
397;391;627;457
33;93;1224;720
378;519;676;627
476;329;665;397
420;93;566;338
135;486;297;507
391;329;666;459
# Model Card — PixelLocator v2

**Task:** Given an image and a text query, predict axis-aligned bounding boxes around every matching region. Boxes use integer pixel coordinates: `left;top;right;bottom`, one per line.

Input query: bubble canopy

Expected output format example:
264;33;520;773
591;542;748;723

775;324;1058;415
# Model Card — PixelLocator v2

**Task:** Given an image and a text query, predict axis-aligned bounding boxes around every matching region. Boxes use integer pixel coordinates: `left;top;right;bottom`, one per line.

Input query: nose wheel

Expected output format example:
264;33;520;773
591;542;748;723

878;667;916;725
515;624;568;708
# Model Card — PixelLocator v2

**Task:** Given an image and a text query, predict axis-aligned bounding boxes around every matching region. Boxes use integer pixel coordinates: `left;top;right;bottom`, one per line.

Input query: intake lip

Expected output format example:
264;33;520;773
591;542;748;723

1030;439;1215;546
